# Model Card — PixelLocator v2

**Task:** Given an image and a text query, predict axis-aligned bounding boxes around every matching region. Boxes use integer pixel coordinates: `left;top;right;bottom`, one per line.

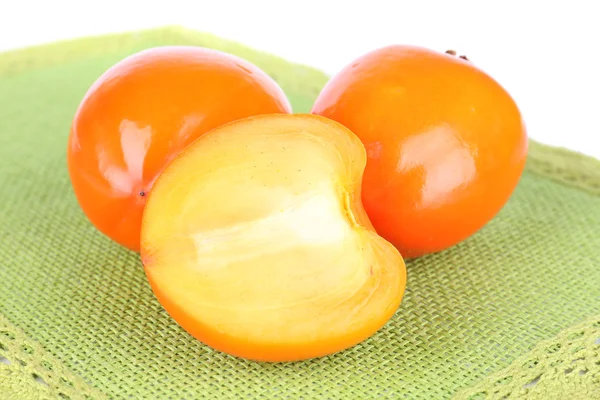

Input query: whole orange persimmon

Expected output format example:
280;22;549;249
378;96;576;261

67;46;291;252
312;46;528;258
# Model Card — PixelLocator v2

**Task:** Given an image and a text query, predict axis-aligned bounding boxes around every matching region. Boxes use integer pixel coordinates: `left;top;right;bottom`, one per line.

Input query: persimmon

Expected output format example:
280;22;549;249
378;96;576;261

140;114;407;362
67;46;291;252
312;46;528;258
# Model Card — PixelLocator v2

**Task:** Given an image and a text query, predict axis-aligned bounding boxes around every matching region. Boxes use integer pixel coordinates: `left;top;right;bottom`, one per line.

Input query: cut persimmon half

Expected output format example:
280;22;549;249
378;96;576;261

140;114;407;362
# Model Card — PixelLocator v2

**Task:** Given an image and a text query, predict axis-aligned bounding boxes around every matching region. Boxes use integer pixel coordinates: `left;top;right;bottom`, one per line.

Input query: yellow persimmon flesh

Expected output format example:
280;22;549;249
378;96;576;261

140;114;407;362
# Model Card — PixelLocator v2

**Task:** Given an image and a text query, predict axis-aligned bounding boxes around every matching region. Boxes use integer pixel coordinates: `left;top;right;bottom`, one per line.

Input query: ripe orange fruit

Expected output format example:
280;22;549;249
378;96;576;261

67;46;291;252
312;46;528;258
140;114;406;362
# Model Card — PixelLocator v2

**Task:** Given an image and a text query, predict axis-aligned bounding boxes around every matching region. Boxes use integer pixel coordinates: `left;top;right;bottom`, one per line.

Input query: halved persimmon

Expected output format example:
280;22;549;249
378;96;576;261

140;114;406;362
67;46;291;252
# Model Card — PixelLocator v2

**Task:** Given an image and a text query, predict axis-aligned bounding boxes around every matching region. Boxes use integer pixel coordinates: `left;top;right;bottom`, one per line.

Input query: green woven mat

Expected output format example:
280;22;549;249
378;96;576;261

1;26;599;399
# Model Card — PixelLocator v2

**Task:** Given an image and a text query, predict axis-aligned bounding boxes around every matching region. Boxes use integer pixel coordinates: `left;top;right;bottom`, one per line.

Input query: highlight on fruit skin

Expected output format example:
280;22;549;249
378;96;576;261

67;45;292;252
140;114;407;362
311;45;528;258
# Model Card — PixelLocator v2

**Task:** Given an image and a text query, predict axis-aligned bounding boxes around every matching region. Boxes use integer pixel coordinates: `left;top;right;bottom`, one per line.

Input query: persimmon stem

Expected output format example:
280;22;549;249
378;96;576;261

445;50;469;61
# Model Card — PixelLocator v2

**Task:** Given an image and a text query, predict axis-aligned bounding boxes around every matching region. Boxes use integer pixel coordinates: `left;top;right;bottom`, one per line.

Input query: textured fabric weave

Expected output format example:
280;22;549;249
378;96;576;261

1;314;107;399
0;27;599;399
454;314;600;399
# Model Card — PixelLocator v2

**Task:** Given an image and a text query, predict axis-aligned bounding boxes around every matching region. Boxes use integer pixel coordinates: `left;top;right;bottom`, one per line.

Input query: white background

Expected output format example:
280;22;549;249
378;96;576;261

1;0;599;159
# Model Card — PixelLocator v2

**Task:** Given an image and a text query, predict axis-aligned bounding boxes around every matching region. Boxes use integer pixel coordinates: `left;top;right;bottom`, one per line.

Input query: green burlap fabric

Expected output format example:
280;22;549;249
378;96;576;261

1;27;599;399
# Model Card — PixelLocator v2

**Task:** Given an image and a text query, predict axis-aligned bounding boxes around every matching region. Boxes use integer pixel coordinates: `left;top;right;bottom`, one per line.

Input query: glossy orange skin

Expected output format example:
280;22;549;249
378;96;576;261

312;45;528;258
67;46;292;251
